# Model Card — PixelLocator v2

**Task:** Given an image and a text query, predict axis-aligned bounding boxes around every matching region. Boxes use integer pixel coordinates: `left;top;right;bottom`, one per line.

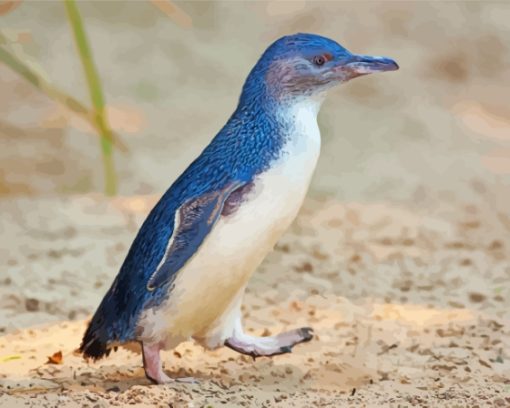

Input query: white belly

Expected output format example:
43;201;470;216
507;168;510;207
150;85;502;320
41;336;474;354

138;102;322;347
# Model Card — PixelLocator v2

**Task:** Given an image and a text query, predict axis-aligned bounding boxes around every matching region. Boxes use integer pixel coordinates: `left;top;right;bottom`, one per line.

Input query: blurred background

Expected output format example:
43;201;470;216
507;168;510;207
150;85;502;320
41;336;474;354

0;1;509;206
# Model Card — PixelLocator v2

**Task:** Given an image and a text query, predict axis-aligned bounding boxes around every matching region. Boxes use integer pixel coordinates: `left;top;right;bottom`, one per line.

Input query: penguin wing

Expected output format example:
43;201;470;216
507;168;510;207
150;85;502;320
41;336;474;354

146;180;246;290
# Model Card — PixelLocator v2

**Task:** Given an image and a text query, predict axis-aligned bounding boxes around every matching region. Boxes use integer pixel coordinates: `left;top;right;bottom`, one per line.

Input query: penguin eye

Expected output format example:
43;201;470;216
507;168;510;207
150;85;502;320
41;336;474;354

313;55;326;66
312;53;332;67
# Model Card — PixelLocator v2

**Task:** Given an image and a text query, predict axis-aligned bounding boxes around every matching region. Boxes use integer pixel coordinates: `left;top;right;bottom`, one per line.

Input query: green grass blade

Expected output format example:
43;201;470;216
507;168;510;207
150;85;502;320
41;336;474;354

0;44;128;152
64;0;118;196
0;46;84;110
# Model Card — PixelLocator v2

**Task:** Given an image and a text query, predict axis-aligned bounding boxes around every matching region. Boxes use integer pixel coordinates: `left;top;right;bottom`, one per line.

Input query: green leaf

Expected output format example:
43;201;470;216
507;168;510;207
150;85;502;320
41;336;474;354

64;0;118;196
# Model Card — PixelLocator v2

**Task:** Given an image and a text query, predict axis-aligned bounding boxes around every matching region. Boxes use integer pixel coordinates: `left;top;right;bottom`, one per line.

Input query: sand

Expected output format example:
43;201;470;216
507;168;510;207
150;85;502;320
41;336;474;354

0;195;509;407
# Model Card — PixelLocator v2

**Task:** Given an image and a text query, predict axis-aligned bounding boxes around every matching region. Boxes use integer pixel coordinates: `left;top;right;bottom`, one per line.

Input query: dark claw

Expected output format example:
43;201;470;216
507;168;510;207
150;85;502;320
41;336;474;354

299;327;314;342
280;345;292;354
224;328;314;360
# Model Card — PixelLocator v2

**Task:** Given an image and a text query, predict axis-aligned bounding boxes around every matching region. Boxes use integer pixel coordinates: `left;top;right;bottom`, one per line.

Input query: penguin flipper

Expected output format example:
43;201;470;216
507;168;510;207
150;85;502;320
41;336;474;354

146;180;246;291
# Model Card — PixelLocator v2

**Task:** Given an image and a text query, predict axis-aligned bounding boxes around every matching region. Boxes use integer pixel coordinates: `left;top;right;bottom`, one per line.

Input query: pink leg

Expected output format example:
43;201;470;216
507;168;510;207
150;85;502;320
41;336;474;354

142;342;197;384
224;318;313;358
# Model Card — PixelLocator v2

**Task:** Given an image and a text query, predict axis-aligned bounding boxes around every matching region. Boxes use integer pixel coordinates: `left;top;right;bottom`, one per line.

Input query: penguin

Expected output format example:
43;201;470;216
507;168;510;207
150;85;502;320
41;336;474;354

80;33;398;384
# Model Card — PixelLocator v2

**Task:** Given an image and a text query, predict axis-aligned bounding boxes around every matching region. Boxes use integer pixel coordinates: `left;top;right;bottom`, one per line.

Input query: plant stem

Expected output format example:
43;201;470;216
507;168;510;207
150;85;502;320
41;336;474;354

64;0;117;196
0;44;128;152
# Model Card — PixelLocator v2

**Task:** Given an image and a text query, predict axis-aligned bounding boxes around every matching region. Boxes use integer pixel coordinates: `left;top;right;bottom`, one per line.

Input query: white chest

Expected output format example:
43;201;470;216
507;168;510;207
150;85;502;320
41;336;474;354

272;101;322;184
212;101;322;261
138;101;322;344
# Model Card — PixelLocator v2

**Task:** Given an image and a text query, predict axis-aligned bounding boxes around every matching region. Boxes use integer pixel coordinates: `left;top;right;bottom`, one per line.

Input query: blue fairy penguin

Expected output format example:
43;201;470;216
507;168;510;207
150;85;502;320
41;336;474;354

80;33;398;384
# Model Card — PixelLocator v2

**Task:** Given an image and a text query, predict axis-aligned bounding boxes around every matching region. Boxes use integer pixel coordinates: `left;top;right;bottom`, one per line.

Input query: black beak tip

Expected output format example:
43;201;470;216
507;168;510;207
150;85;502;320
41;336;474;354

388;59;399;71
346;55;399;74
375;57;399;72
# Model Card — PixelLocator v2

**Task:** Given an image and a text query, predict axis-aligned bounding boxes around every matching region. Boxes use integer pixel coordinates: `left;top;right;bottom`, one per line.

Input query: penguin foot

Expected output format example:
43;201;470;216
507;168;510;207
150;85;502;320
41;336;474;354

175;376;199;384
142;342;198;385
225;319;314;358
145;370;173;385
146;373;199;385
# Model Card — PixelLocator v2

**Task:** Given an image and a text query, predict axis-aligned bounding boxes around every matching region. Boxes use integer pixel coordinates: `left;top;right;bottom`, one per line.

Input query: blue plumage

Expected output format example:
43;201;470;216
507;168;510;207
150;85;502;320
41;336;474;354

81;77;285;356
80;33;398;365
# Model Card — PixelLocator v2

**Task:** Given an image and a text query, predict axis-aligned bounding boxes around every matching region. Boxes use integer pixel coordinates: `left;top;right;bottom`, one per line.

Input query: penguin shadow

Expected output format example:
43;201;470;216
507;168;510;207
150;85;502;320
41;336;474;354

61;361;201;393
0;366;150;396
63;367;151;394
48;343;203;393
26;359;371;401
29;335;375;395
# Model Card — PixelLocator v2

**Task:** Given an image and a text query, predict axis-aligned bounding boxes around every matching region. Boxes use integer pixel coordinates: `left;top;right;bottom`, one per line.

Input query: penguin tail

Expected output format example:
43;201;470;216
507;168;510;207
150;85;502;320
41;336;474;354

79;311;114;361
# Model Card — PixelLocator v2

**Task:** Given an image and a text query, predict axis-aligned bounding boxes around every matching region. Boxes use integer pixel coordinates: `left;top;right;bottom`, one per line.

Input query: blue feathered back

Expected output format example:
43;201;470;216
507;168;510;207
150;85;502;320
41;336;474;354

80;33;342;358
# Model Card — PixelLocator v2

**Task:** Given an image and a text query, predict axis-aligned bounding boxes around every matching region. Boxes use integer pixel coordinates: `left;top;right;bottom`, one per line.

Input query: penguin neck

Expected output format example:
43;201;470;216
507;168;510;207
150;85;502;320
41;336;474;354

219;92;324;180
237;91;324;137
271;93;324;150
278;94;323;124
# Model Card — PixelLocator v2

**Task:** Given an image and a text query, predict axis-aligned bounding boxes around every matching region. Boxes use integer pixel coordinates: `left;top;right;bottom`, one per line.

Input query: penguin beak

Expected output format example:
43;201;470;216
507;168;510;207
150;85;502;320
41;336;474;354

344;54;399;75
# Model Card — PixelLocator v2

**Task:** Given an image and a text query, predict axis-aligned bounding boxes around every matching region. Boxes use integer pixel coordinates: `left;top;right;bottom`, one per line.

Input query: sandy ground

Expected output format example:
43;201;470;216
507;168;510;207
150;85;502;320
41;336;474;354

0;195;509;407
